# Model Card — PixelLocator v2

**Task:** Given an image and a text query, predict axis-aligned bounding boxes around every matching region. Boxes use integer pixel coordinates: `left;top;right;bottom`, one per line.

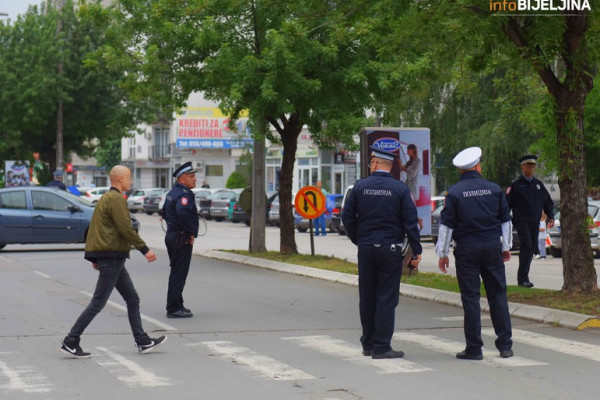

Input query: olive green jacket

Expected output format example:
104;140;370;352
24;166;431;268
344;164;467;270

84;188;149;262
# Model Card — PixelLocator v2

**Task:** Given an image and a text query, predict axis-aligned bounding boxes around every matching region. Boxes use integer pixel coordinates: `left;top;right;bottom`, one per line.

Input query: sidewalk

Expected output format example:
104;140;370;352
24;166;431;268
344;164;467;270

202;249;600;331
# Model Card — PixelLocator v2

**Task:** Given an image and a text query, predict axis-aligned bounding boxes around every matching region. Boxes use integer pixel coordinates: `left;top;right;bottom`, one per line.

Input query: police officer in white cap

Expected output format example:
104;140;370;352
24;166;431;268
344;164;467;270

342;145;421;359
436;147;513;360
162;162;199;318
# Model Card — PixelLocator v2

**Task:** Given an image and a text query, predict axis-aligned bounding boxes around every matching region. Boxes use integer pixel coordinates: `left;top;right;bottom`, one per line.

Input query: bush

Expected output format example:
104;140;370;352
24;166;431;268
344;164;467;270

226;171;247;188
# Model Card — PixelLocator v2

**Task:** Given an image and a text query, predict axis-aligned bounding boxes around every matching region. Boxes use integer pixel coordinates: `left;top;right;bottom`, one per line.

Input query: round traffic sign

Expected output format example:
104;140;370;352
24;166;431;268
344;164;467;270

295;186;326;219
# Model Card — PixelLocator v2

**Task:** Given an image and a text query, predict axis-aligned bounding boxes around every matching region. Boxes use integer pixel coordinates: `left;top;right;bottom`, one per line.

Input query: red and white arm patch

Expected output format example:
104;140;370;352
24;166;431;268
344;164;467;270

506;187;511;195
181;197;189;206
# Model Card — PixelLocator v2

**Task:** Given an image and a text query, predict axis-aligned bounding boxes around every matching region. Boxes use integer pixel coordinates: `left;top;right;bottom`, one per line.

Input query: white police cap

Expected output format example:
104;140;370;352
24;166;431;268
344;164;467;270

452;147;482;169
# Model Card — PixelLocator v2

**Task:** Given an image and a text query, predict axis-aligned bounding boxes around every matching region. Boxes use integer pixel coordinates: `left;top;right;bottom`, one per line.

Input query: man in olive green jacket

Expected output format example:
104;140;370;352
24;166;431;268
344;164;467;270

60;165;166;358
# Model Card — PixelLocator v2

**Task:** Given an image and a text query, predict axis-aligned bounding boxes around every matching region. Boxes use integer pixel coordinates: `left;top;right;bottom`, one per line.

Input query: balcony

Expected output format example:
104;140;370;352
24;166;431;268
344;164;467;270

148;144;172;160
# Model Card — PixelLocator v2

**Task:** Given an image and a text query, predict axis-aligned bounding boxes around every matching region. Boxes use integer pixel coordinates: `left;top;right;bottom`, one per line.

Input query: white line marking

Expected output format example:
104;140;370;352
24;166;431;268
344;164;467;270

95;347;171;387
0;354;52;393
434;316;490;322
0;255;12;263
283;335;430;374
196;341;314;380
80;291;177;332
33;270;51;279
484;328;600;362
394;332;546;367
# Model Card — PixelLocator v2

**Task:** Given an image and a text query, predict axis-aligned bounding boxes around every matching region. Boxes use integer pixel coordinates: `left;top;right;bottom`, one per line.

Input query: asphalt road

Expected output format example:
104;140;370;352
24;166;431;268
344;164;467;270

1;216;600;399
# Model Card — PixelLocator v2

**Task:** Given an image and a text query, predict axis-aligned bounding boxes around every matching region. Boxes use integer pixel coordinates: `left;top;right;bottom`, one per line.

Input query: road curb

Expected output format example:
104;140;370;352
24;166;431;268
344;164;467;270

201;250;599;330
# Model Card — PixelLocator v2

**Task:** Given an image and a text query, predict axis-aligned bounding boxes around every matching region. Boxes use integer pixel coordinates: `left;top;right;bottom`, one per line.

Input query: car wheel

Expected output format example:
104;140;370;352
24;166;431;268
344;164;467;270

432;236;438;245
550;246;562;258
145;211;153;215
215;217;224;222
297;227;307;233
130;210;138;213
244;220;250;226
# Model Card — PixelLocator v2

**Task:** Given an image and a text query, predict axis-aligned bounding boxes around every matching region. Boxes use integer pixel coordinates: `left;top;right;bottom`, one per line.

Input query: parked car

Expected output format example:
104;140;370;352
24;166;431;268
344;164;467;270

0;186;139;249
199;189;235;220
81;186;110;204
232;191;277;226
209;189;243;221
127;187;164;213
295;193;343;233
192;188;226;211
268;192;297;226
547;202;600;257
336;185;354;236
143;189;169;215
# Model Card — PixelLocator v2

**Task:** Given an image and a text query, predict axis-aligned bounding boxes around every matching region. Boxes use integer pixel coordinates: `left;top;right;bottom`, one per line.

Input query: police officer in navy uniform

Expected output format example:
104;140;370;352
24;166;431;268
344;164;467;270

47;170;67;190
436;147;513;360
162;162;199;318
342;146;421;359
506;155;555;288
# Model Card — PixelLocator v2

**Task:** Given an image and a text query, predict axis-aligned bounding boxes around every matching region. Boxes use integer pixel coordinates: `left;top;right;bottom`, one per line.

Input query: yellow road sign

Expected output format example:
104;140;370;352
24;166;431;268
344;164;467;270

295;186;326;219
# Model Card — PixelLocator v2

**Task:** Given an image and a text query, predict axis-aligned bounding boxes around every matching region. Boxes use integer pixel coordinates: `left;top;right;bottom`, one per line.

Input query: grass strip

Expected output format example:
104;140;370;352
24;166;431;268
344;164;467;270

227;250;600;317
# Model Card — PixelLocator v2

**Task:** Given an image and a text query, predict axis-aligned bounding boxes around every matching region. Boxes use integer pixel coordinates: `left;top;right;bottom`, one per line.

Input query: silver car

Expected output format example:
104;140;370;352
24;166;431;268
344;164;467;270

547;201;600;257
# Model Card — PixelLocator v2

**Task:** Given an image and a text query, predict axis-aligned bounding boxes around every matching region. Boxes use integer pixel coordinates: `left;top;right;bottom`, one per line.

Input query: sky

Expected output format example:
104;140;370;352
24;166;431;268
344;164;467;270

0;0;43;22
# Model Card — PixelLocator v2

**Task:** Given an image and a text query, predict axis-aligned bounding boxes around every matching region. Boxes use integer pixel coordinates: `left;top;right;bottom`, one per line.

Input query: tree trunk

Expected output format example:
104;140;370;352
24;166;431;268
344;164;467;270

278;118;302;254
555;92;598;292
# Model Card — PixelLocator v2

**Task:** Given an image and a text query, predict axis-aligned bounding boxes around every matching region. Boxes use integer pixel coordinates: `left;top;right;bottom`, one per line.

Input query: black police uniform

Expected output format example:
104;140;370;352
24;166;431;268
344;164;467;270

47;180;67;191
506;175;554;285
341;171;421;356
440;170;512;357
162;181;199;314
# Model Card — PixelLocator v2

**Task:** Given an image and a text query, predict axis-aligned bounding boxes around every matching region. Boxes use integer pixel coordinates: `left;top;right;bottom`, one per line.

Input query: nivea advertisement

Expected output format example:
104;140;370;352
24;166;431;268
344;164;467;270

361;128;432;235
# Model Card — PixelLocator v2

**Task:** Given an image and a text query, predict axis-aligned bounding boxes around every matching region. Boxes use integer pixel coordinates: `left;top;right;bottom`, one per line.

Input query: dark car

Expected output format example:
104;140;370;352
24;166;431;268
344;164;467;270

295;193;343;233
199;190;235;220
0;186;140;249
232;192;278;226
142;189;168;215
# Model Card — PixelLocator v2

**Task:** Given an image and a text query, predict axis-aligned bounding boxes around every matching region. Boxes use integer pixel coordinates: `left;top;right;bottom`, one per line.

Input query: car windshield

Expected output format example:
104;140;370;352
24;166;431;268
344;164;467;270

209;191;234;199
63;190;94;207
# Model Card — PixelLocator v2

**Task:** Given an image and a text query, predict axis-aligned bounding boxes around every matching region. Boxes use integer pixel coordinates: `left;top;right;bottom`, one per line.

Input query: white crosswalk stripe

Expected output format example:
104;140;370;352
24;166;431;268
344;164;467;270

94;347;171;387
283;335;431;374
190;341;315;381
0;352;52;393
483;328;600;362
393;332;547;367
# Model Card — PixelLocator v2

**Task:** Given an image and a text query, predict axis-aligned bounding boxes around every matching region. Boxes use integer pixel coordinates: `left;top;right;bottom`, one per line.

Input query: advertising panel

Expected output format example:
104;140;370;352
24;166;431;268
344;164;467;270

5;161;31;187
175;107;253;149
360;127;432;235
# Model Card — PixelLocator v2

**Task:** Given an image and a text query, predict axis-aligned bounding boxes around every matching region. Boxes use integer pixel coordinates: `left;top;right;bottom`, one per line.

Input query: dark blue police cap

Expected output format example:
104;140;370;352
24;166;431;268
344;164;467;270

173;161;197;178
369;145;398;161
519;155;538;165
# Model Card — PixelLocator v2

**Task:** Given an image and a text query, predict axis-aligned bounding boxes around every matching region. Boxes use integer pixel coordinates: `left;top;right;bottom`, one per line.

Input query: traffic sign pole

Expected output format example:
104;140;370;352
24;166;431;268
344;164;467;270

309;219;315;256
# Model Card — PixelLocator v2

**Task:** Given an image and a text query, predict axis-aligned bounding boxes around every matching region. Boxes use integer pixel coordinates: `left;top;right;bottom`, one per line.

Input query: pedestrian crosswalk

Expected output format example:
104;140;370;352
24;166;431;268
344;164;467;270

1;328;600;394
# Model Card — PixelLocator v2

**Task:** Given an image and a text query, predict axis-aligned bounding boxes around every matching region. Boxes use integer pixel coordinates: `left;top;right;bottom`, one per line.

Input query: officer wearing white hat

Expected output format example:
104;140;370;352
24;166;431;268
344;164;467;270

342;145;421;359
161;161;199;318
506;154;554;288
436;146;513;360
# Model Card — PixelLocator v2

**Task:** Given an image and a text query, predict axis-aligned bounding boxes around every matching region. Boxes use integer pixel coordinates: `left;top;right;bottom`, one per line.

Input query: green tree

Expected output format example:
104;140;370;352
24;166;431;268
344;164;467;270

0;1;155;171
94;137;123;171
385;2;598;292
112;0;383;253
226;171;248;189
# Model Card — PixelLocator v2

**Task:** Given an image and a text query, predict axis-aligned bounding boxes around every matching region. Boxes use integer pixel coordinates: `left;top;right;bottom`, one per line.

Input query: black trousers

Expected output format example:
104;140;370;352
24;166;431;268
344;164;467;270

68;257;146;342
165;234;193;313
514;221;539;284
357;244;403;355
454;241;512;355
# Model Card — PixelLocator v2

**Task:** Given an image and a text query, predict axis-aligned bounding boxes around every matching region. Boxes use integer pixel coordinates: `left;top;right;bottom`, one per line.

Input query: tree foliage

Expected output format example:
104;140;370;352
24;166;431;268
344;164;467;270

111;0;396;253
0;0;155;172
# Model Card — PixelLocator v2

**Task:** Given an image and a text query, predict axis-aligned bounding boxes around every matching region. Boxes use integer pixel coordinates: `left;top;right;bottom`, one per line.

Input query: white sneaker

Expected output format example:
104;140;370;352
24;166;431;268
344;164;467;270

534;255;541;259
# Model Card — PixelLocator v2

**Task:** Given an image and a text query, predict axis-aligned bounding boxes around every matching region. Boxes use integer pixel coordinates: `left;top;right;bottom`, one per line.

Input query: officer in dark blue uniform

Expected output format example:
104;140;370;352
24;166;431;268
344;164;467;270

506;155;555;288
47;170;67;190
162;162;199;318
342;146;421;359
436;147;513;360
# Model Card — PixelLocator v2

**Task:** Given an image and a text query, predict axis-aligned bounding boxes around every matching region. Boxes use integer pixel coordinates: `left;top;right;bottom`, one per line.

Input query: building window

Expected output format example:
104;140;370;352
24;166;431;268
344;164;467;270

153;127;170;158
205;165;223;177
